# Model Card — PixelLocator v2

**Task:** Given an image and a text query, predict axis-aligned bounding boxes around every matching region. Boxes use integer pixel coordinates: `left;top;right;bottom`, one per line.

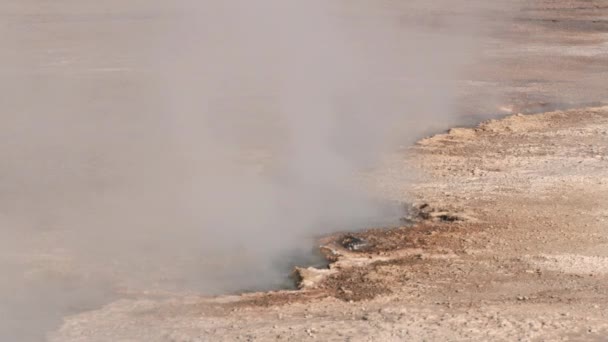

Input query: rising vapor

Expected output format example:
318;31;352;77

0;1;510;340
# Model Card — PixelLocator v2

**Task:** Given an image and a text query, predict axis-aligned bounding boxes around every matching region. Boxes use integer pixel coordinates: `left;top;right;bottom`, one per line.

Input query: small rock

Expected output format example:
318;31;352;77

341;235;369;251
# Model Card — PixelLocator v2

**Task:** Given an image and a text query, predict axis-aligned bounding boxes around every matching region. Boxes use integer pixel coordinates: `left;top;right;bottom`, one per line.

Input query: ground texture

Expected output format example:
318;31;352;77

52;106;608;341
2;0;607;341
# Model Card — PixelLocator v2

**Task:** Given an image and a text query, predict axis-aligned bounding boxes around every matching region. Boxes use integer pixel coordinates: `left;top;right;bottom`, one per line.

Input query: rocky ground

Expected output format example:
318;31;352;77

52;106;608;341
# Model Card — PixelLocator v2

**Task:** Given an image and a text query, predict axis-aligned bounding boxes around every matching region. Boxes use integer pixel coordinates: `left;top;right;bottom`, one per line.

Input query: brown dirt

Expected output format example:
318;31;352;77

51;106;608;341
4;0;605;340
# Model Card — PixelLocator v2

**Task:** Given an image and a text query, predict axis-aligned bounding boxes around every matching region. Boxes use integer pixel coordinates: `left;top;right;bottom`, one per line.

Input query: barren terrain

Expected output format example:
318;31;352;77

1;0;608;341
53;106;608;341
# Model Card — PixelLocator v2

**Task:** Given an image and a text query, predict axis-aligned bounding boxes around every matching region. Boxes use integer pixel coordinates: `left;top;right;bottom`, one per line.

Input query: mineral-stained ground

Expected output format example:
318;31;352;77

53;107;608;341
2;0;608;341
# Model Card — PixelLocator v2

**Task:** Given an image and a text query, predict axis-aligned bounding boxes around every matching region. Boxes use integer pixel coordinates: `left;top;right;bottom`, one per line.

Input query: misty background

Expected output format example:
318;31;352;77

0;0;553;340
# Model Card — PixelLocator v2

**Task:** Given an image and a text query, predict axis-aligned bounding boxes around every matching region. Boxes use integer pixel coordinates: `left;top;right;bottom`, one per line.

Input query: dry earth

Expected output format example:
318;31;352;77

52;107;608;341
2;0;608;341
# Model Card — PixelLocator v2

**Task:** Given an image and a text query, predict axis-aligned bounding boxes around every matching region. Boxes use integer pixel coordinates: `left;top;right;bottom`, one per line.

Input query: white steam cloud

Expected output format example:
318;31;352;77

0;1;509;340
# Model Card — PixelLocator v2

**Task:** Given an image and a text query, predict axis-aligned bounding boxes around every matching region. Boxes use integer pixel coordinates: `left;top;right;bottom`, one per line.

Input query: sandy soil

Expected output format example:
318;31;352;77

51;106;608;341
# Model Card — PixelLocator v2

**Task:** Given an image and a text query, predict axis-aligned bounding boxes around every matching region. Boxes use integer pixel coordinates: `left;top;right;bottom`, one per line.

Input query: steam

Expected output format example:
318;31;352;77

142;0;489;290
0;1;508;341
